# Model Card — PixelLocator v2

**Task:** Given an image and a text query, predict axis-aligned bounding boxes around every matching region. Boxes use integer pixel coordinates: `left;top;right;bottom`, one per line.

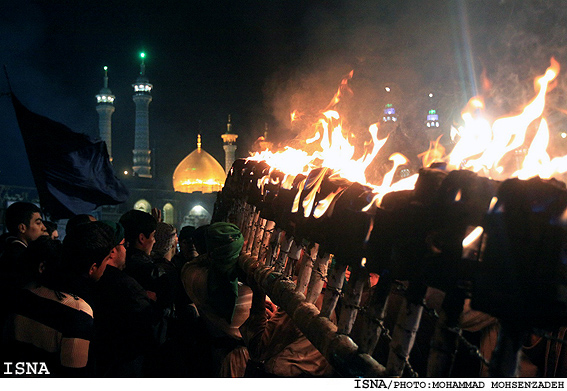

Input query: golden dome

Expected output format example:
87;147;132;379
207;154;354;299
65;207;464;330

173;135;226;193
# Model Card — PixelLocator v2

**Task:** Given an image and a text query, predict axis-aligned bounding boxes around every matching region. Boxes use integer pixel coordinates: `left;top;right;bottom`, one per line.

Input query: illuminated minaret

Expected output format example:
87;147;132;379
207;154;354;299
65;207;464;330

221;114;238;174
425;93;440;129
132;52;153;178
96;66;115;161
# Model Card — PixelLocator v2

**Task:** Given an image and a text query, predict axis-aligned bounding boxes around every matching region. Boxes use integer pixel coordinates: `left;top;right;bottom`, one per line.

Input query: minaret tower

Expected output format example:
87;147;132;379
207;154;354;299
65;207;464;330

221;114;238;175
132;52;153;178
96;66;115;161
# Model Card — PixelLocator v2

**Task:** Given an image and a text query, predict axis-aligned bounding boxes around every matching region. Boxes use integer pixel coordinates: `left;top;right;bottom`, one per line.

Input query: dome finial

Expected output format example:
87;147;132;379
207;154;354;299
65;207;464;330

197;134;202;150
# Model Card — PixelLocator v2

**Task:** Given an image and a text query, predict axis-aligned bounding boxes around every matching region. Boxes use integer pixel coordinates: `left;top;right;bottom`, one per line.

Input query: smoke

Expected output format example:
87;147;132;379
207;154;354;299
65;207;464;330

470;1;567;113
261;0;456;171
260;0;567;173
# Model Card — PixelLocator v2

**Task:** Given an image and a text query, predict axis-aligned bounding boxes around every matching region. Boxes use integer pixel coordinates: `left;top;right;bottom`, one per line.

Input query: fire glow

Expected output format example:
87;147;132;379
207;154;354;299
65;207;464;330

444;58;567;180
247;58;567;217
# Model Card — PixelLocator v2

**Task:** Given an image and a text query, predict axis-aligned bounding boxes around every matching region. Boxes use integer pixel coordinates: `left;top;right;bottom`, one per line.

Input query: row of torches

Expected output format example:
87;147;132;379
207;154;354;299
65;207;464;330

213;60;567;377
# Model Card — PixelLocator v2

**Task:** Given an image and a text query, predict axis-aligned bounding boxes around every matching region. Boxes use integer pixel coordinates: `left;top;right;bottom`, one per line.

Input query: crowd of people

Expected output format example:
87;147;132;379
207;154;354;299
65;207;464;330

0;201;332;378
4;201;565;378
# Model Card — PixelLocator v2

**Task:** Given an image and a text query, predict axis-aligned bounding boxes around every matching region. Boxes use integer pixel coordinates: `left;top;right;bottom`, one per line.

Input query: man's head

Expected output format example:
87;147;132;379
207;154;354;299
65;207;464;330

192;224;209;255
178;225;197;260
152;222;178;260
5;202;47;245
19;235;63;288
119;210;157;255
62;221;126;281
205;222;244;275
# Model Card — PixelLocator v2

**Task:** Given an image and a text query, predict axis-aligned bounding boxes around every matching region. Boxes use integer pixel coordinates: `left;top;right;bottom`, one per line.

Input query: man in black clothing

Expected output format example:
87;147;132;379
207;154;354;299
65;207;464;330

72;220;164;377
119;210;159;294
171;225;198;272
0;202;48;329
61;220;125;307
0;201;47;265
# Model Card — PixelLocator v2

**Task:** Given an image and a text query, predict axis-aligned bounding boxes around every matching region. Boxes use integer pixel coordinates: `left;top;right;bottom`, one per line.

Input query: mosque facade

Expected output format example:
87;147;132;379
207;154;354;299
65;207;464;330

97;55;236;229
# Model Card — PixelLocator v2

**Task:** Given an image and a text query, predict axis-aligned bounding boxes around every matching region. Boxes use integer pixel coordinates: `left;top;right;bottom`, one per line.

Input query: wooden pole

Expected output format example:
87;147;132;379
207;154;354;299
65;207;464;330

257;220;276;262
320;261;347;319
386;283;426;377
356;273;392;355
273;231;292;272
295;242;317;295
337;265;367;335
305;252;331;304
251;217;267;258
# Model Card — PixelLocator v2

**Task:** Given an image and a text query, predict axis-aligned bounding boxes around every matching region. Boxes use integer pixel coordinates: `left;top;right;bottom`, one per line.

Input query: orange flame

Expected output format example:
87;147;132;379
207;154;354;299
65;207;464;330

249;71;418;216
418;135;446;168
291;110;303;123
362;154;418;211
444;58;564;180
324;70;354;111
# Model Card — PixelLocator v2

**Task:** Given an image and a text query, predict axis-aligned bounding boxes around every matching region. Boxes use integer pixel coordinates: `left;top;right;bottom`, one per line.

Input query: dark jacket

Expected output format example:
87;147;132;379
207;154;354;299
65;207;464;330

124;247;160;292
0;236;28;327
93;265;164;377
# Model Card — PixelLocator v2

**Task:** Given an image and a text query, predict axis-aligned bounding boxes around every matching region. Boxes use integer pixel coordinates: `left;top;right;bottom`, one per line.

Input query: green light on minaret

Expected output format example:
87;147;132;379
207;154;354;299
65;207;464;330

104;66;108;71
138;52;147;76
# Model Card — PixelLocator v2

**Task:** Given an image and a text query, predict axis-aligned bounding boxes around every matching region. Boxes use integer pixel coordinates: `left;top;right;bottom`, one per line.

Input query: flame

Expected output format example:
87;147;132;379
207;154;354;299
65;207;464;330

454;189;462;202
302;168;330;218
248;71;417;218
488;197;498;213
418;135;445;168
249;109;389;186
445;58;563;179
291;178;306;213
291;110;303;123
514;118;567;179
306;132;321;144
462;226;484;249
247;58;567;229
313;187;345;218
362;154;419;211
324;70;354;111
248;106;413;219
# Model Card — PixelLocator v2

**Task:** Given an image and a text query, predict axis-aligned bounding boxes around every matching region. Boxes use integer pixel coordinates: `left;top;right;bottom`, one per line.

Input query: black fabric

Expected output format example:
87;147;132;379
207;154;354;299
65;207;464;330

62;274;97;308
1;287;94;377
0;238;28;329
93;265;163;377
153;258;194;322
14;289;93;340
124;248;160;292
10;93;129;219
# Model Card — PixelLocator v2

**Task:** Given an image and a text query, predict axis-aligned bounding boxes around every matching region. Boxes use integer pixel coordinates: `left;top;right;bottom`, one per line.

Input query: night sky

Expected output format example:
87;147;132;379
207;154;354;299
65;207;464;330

2;0;567;188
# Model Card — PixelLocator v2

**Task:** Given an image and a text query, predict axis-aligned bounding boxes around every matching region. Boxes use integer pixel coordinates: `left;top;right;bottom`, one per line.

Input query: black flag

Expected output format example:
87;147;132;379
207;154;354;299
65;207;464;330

10;93;129;219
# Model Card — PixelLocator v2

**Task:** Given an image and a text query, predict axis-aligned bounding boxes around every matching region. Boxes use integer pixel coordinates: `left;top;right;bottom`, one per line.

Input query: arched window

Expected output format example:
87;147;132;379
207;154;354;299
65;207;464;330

133;199;151;213
163;203;174;224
